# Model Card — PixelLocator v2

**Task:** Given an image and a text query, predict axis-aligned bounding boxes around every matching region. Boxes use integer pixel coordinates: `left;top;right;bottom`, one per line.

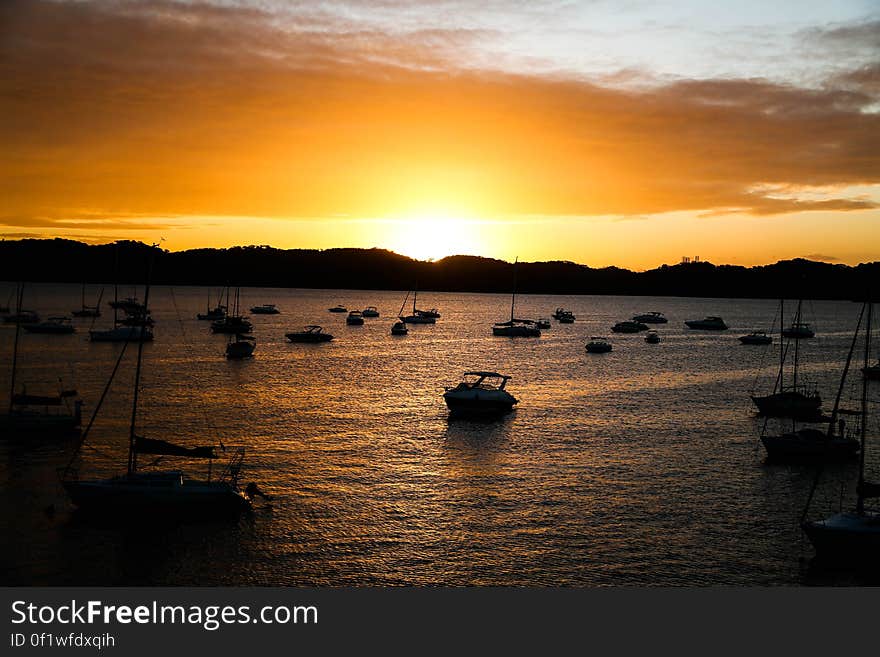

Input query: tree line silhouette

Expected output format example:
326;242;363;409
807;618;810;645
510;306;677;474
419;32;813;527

1;238;876;300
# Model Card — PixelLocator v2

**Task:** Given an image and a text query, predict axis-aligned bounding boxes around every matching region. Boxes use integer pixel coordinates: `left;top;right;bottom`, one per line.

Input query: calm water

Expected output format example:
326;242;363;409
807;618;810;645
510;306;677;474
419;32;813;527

1;284;877;586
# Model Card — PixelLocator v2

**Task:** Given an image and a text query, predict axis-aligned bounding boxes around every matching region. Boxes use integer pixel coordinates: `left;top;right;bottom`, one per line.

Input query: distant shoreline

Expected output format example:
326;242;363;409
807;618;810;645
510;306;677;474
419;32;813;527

1;238;877;301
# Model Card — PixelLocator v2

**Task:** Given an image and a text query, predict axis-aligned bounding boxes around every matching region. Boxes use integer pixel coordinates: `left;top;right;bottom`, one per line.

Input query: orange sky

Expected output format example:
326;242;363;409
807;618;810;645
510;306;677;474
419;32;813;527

1;0;878;269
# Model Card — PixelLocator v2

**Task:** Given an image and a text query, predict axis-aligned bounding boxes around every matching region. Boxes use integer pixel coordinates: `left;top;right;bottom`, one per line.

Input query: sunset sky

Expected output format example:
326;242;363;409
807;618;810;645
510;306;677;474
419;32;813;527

1;0;878;269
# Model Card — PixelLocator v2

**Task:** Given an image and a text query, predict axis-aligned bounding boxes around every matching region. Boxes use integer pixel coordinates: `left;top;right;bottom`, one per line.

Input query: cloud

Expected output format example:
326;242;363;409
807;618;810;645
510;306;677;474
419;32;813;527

0;0;878;226
802;253;839;262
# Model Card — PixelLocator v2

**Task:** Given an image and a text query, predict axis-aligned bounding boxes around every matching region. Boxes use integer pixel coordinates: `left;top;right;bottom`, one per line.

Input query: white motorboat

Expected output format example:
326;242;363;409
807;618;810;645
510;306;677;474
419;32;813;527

443;372;518;416
644;331;661;344
346;311;364;325
391;320;408;335
362;306;380;318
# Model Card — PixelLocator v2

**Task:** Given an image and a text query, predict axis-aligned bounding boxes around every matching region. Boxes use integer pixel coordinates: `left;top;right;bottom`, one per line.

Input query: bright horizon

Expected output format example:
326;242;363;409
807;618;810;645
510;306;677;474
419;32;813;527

1;1;878;269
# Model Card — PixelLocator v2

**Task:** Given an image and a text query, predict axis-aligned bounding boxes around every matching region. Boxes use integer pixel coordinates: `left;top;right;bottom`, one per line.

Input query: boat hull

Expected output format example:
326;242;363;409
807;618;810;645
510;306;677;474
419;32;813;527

89;327;154;342
803;512;880;564
761;431;859;463
751;391;821;418
492;326;540;337
64;477;251;516
403;315;435;324
226;342;256;359
443;395;517;416
0;412;80;436
739;335;772;345
685;321;727;330
286;333;332;343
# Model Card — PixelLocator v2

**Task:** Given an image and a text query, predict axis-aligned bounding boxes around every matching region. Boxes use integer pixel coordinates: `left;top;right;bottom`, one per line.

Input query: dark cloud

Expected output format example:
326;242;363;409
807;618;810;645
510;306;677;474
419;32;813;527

0;0;878;224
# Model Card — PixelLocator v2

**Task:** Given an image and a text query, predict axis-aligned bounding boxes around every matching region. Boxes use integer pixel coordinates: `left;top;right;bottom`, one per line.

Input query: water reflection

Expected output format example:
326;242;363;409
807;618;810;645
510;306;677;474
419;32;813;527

0;284;875;585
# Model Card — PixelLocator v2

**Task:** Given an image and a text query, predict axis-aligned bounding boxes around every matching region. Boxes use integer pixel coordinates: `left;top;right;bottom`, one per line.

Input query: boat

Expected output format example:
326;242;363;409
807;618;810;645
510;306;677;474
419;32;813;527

346;311;365;325
402;288;438;324
557;311;575;324
739;331;773;345
633;312;668;324
89;325;154;342
286;325;334;343
443;372;518;416
761;427;859;463
751;300;821;419
781;321;815;339
759;300;862;463
362;306;380;318
801;301;880;563
197;289;227;320
62;253;252;517
328;305;347;313
226;333;256;359
71;284;103;318
611;320;648;333
92;268;155;341
390;319;408;335
864;361;880;380
211;289;252;334
22;316;76;335
645;331;661;344
2;309;39;324
684;316;728;330
586;337;612;353
536;318;551;329
552;308;572;320
492;259;541;337
250;304;279;315
1;284;83;436
109;296;147;314
118;311;155;327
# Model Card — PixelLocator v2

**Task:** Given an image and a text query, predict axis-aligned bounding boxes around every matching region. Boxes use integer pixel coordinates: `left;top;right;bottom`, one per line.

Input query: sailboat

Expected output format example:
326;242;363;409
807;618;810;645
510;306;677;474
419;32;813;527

71;284;103;318
197;288;227;321
1;283;82;436
751;299;821;419
493;258;540;337
63;258;252;515
801;301;880;562
89;280;153;342
211;288;252;334
402;286;438;324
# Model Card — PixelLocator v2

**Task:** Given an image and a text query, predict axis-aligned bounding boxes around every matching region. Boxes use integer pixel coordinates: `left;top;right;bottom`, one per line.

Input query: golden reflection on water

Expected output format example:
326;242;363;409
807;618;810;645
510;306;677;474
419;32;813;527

0;284;876;585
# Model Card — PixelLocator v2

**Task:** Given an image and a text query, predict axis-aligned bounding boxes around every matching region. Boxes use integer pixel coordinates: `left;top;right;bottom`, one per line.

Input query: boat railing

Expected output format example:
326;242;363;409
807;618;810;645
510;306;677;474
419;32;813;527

219;447;246;485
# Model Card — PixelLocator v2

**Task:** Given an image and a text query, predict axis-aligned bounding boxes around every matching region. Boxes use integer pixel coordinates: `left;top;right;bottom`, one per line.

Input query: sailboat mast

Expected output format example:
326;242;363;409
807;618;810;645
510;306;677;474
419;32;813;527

113;247;119;328
857;302;872;515
792;299;802;391
7;283;23;414
779;299;784;392
510;258;518;322
126;251;154;476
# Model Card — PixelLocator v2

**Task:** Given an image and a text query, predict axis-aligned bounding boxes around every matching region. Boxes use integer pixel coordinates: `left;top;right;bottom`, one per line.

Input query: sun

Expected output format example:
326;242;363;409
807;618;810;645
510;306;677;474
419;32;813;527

384;213;485;261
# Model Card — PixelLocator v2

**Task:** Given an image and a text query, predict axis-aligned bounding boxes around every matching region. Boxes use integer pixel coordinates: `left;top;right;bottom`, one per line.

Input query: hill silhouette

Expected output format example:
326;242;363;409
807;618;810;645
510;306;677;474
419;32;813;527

0;238;876;300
